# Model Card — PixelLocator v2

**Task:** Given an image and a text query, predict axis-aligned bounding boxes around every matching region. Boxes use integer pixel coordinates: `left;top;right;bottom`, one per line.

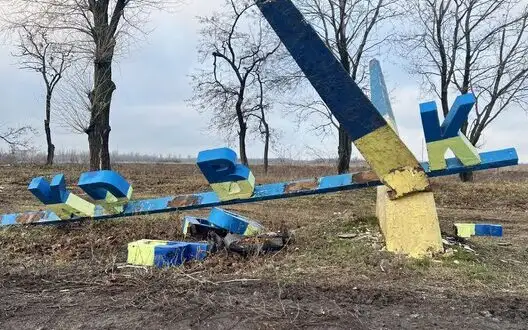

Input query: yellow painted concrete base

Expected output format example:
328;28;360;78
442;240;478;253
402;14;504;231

376;186;443;257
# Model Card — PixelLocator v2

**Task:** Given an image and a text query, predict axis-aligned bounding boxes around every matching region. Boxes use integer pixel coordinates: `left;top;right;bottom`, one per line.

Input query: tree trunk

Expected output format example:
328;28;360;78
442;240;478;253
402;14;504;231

238;122;248;165
234;84;248;165
337;125;352;174
101;122;111;169
263;126;270;174
44;92;54;166
459;171;473;182
335;20;352;174
440;84;450;117
88;44;116;170
88;126;102;170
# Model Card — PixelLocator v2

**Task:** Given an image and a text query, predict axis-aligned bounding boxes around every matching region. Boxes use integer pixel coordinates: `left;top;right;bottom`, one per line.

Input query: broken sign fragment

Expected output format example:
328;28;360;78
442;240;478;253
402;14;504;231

454;223;503;238
218;230;295;256
208;207;265;236
182;216;227;239
127;239;210;268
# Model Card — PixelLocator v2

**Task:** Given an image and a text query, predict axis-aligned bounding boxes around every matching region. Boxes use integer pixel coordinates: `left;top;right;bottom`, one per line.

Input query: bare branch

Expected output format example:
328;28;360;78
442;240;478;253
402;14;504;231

402;0;528;148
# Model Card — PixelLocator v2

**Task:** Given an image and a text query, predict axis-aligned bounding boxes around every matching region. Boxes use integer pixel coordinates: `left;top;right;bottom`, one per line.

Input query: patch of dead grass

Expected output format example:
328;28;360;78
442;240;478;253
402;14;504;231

0;163;527;298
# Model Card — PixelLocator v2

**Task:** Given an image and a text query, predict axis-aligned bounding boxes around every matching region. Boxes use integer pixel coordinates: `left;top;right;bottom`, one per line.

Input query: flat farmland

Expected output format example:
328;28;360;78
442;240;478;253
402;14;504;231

0;163;527;329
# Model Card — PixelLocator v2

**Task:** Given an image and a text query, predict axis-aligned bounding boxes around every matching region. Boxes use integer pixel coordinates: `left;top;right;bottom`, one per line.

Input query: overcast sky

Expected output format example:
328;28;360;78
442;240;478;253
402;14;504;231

0;0;526;162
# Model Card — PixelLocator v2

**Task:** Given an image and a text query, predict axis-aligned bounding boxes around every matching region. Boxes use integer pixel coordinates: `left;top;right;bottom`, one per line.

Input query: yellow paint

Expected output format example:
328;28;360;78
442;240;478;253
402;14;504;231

127;239;169;266
48;193;96;219
210;172;256;201
182;220;192;238
354;125;430;198
93;186;133;215
126;186;133;199
427;135;481;171
454;223;475;238
376;186;443;257
243;223;263;236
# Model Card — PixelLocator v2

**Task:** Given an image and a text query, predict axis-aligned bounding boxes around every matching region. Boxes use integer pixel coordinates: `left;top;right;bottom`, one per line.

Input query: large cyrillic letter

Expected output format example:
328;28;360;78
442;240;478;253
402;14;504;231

420;94;481;171
196;148;255;201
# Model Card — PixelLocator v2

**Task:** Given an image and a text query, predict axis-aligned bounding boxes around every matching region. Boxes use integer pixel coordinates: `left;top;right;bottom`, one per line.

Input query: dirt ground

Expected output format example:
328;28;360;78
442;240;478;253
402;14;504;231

0;163;527;329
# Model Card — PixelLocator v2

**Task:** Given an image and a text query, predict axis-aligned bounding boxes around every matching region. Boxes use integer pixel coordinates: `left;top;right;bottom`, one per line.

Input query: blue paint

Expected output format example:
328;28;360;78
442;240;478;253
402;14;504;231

199;192;222;205
78;170;131;200
255;0;387;140
153;242;210;268
185;242;209;261
28;174;69;204
153;242;188;268
419;101;443;142
319;174;353;189
123;196;173;215
1;214;17;226
208;207;264;235
475;224;503;237
28;177;53;204
50;174;70;202
253;182;287;198
2;148;518;227
196;147;253;184
442;94;476;138
420;94;476;143
369;59;397;128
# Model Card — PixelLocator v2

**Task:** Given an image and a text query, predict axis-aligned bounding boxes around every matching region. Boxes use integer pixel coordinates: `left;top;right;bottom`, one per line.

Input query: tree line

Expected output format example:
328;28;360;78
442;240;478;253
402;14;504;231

1;0;527;182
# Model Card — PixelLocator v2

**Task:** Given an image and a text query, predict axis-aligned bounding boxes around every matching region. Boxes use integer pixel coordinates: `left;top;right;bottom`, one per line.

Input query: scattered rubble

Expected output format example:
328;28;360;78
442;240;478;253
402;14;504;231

128;207;294;268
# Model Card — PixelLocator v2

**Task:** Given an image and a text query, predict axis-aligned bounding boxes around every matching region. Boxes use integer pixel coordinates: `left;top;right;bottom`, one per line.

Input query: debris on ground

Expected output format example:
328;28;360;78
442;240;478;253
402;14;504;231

337;233;358;239
182;216;227;239
127;239;209;268
440;235;478;258
453;223;503;238
207;207;266;236
128;207;294;268
211;230;295;256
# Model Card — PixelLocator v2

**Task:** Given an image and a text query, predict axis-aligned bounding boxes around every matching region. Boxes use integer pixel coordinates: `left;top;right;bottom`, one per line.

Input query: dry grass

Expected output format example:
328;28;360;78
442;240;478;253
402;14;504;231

0;163;527;328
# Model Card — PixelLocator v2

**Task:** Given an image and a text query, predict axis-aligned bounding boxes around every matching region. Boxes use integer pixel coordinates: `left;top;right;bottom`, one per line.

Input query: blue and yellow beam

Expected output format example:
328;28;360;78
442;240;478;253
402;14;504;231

1;148;517;227
369;59;398;133
255;0;428;199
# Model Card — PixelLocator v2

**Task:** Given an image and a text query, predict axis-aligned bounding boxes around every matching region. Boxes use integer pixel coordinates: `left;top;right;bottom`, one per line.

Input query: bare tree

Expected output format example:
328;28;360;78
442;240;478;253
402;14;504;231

294;0;400;174
246;72;275;173
403;0;528;181
189;0;280;165
4;0;177;170
0;126;36;153
54;64;93;134
11;26;73;166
